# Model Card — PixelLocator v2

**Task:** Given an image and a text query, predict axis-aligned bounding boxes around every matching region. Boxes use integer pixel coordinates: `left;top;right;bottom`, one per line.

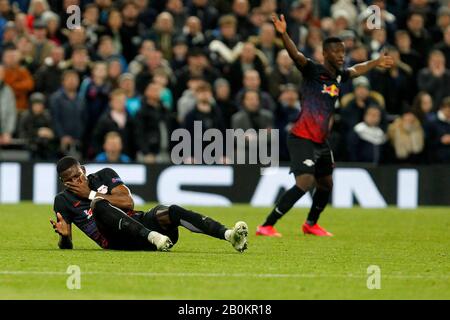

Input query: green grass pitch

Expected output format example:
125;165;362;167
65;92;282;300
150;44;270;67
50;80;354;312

0;203;449;300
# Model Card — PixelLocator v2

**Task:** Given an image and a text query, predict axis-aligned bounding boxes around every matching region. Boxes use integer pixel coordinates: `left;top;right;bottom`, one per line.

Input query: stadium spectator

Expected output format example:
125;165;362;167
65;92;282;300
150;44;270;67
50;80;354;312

106;58;124;90
431;6;450;44
135;49;172;94
188;0;219;31
184;82;225;134
428;97;450;163
79;61;111;157
236;69;276;113
213;78;238;128
369;46;414;115
49;70;84;159
92;89;135;159
30;19;53;66
152;69;174;112
82;3;104;49
148;11;176;61
0;0;15;21
93;35;127;72
94;131;131;163
227;41;268;95
33;45;65;96
66;45;91;82
340;76;386;140
406;12;433;59
0;64;17;147
268;49;302;98
387;111;425;163
119;0;145;63
63;26;87;59
1;21;18;56
26;0;49;31
347;106;387;164
208;14;243;69
165;0;188;34
127;39;156;76
119;73;141;118
275;84;301;161
417;49;450;109
176;76;205;123
2;45;35;112
170;36;188;71
135;82;173;164
232;89;274;131
250;22;283;70
395;30;423;78
135;0;157;28
182;16;207;49
18;92;56;160
411;91;437;125
301;26;324;59
231;0;254;40
174;48;219;100
434;25;450;69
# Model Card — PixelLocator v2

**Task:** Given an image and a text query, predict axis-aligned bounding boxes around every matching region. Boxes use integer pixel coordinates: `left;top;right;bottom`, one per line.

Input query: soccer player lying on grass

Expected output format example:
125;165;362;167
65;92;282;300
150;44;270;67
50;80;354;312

256;14;394;237
50;156;248;252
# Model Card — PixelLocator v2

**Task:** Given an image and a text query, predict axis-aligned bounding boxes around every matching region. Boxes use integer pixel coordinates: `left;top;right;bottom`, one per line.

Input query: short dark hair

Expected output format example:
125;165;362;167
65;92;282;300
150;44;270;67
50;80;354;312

323;37;344;51
56;156;79;175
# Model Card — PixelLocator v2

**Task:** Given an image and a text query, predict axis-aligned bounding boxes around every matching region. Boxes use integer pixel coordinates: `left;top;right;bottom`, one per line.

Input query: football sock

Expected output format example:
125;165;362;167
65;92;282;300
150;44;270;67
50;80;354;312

306;189;331;226
92;199;151;241
168;205;227;240
263;185;306;226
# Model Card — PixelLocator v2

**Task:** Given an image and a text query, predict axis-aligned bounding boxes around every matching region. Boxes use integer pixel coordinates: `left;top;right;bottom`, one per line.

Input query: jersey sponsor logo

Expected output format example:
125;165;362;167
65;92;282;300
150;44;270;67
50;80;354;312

303;159;315;167
321;84;339;97
83;208;93;219
97;185;108;194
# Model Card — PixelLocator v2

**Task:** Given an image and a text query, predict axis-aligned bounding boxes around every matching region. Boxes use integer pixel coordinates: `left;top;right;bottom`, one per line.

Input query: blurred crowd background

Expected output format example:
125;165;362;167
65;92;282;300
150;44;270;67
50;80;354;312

0;0;449;165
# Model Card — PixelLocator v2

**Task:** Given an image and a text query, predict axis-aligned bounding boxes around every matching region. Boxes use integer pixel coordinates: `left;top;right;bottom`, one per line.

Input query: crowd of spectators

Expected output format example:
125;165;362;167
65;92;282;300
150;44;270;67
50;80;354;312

0;0;449;164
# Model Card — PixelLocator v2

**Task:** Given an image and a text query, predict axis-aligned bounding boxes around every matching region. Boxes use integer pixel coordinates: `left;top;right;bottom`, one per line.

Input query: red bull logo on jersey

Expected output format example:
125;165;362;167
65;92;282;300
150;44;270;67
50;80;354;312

321;84;340;97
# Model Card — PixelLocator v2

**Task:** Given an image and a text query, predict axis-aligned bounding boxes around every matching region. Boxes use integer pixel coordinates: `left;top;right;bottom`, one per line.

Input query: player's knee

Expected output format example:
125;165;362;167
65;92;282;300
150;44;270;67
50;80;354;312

90;197;109;213
296;175;315;191
168;205;183;224
317;177;333;192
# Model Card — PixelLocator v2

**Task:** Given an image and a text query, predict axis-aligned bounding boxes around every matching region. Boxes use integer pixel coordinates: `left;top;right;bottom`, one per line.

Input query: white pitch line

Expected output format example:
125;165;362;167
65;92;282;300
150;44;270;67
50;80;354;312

0;270;449;280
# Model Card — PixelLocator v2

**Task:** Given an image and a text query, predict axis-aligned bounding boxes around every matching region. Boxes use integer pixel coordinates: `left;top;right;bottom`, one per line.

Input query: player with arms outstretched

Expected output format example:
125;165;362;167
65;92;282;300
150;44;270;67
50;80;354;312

256;14;394;237
51;156;248;252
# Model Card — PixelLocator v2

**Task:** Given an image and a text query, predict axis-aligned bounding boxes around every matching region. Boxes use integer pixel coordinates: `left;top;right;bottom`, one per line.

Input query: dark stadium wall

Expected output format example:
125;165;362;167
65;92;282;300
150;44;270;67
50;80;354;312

0;162;449;207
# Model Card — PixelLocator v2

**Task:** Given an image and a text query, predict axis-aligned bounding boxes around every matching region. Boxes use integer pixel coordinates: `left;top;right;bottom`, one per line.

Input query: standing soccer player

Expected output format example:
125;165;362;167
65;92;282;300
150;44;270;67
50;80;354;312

256;14;394;237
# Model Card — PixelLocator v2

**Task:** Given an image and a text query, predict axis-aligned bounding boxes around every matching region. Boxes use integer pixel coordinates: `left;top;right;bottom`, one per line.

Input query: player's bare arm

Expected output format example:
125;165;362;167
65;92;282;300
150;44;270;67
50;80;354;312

272;13;308;68
50;212;73;249
65;180;134;211
348;51;394;78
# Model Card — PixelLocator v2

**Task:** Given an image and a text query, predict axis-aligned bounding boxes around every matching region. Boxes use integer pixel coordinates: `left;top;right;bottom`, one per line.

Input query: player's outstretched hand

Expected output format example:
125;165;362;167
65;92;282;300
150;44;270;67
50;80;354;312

377;51;394;69
50;212;70;236
272;13;287;34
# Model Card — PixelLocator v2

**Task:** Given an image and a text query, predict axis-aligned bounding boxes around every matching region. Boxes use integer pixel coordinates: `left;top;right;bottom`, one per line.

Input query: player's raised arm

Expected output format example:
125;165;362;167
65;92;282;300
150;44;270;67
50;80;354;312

347;51;394;78
50;212;73;249
272;13;308;68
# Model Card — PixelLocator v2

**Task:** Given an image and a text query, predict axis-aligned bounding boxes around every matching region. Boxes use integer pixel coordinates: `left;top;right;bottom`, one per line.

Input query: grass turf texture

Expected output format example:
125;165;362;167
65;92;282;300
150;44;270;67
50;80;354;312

0;203;449;300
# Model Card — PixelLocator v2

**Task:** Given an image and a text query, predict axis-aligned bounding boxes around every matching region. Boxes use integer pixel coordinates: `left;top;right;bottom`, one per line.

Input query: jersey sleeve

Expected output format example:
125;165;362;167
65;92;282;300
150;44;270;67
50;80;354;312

53;195;73;224
296;58;317;79
341;68;351;83
98;168;124;191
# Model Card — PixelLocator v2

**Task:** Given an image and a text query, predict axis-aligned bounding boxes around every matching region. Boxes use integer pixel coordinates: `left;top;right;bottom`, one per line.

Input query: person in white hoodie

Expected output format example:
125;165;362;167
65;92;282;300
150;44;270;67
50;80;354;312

0;64;17;147
347;105;386;163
